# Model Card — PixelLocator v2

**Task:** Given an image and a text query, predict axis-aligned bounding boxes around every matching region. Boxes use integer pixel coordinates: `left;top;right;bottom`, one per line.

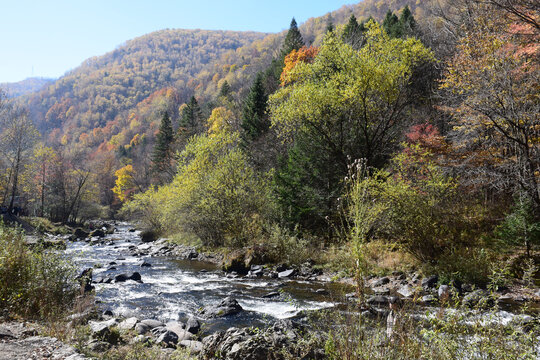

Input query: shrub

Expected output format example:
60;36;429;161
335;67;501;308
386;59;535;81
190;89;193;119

0;222;78;319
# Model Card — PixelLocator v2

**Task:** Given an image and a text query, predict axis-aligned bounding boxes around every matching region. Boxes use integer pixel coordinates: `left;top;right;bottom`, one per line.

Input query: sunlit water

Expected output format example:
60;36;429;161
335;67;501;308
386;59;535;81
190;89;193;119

65;223;336;331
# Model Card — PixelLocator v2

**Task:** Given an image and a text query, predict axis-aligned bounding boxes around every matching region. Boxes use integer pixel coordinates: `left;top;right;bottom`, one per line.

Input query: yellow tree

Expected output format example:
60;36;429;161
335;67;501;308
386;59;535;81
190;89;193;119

112;164;137;202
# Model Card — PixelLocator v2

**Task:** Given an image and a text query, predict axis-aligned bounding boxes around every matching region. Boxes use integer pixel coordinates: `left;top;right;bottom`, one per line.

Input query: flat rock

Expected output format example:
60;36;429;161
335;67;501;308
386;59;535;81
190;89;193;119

140;319;163;329
118;317;138;331
397;285;414;298
179;340;204;354
278;269;296;278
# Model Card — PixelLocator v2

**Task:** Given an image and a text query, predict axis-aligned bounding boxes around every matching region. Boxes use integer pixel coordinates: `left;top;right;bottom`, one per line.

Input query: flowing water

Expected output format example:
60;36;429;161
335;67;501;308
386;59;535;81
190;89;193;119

65;223;340;331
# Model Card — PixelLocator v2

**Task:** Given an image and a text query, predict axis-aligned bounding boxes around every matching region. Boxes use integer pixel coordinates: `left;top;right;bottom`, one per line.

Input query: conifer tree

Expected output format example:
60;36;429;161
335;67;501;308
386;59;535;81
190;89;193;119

343;14;365;48
180;96;202;131
383;10;401;38
152;111;174;176
219;81;231;98
242;72;269;142
399;6;416;36
281;18;304;58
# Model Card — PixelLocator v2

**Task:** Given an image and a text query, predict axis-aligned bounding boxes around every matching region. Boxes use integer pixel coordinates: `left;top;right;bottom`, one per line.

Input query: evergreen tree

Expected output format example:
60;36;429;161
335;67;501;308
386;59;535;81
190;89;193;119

242;72;269;142
152;111;174;175
342;14;365;48
383;10;401;38
281;18;304;58
180;96;202;131
326;13;334;33
399;6;416;36
219;81;231;98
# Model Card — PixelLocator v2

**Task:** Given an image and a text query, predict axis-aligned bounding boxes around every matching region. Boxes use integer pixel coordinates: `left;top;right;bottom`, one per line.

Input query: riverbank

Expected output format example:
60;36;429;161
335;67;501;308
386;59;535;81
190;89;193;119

4;219;539;359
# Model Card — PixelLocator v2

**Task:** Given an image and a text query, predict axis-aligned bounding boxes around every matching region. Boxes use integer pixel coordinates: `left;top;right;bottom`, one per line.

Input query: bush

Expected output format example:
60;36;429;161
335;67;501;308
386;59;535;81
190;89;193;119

0;222;78;319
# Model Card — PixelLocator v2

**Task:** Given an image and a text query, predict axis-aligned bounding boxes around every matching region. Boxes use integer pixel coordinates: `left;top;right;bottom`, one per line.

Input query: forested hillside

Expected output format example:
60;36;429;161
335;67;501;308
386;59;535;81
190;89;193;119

1;77;54;97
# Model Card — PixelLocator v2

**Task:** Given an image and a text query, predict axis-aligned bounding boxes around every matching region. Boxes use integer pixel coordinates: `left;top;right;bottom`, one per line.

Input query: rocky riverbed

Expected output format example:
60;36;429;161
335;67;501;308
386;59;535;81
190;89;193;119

8;221;539;359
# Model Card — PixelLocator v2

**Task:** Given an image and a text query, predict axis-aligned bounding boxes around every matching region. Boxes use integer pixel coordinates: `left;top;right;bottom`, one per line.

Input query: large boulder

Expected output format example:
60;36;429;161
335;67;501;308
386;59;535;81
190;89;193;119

73;228;89;239
156;330;179;348
90;229;105;238
200;297;243;318
201;320;303;360
222;252;249;274
185;317;201;334
140;229;158;243
421;275;439;290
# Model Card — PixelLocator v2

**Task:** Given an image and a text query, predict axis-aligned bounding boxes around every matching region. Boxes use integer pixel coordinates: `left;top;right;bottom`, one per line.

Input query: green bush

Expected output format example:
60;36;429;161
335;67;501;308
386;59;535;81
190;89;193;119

0;222;78;319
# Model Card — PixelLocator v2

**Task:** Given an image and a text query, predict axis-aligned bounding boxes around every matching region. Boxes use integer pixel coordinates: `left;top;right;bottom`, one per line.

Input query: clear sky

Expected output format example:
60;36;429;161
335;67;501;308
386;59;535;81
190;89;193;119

0;0;354;83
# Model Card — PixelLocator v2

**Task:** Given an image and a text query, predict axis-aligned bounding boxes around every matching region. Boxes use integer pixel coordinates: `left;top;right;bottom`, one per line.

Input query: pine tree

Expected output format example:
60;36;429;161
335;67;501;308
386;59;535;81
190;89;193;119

383;10;401;38
180;96;202;131
152;111;174;175
219;81;231;98
242;72;269;141
343;14;365;48
281;18;304;58
399;6;416;36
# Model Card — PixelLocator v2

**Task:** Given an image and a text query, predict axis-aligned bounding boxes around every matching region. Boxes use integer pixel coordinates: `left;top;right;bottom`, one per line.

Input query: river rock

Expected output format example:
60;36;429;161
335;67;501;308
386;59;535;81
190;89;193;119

0;326;16;339
73;228;89;239
135;323;151;335
278;269;296;278
421;295;437;304
87;340;110;352
89;319;117;341
141;319;163;329
373;276;390;287
462;290;493;309
140;229;158;243
262;291;280;299
118;317;138;331
201;320;302;360
200;297;243;318
422;275;438;289
367;295;390;306
138;260;152;267
438;285;450;300
156;330;179;348
165;322;195;341
179;340;204;354
397;285;414;298
186;317;201;334
90;229;105;238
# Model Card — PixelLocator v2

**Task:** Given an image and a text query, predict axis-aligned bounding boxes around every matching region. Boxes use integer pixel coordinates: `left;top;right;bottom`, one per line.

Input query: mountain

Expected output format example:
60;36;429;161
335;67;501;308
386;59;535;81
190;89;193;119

1;77;55;97
21;0;428;151
24;29;268;135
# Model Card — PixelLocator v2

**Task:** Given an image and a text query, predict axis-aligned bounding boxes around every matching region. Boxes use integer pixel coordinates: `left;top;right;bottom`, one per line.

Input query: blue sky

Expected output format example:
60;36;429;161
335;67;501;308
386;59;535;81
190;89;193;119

0;0;354;83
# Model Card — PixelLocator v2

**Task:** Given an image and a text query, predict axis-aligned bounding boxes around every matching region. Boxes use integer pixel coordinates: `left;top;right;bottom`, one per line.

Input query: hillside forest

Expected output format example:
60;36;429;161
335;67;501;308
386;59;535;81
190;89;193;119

1;0;539;287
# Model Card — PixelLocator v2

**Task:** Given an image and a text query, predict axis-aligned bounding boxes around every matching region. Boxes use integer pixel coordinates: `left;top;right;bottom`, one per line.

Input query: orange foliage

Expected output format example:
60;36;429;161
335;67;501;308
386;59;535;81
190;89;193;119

280;46;319;86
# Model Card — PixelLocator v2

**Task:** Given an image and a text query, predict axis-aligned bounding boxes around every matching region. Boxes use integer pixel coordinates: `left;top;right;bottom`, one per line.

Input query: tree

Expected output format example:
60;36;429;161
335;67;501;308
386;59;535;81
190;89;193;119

441;7;540;213
179;96;202;132
342;14;366;49
269;23;434;231
241;72;269;142
383;10;401;38
0;105;39;213
281;18;305;58
399;5;416;36
219;81;231;98
112;164;137;202
151;111;174;180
